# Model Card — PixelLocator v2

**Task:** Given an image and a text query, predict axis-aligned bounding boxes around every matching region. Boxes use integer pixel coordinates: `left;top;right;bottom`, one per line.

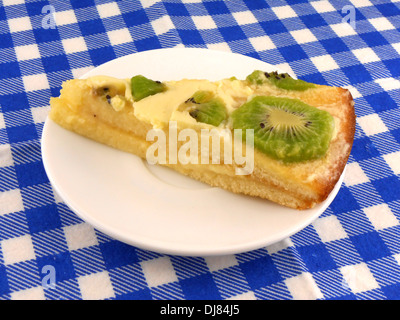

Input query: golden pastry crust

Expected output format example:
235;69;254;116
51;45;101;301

49;76;356;210
310;88;356;204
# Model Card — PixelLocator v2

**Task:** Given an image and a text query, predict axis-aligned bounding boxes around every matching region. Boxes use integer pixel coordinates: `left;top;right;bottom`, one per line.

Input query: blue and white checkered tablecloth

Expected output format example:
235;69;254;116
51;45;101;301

0;0;399;301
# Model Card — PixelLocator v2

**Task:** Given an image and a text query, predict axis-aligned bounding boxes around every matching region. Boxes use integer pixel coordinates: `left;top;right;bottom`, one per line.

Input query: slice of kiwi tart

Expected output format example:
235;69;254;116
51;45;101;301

49;70;355;209
247;70;316;91
130;75;166;101
231;96;335;163
182;90;228;126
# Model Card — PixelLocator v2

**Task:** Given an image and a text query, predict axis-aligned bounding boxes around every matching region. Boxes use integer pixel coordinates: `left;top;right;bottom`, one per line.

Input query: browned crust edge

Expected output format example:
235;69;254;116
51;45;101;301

316;88;356;204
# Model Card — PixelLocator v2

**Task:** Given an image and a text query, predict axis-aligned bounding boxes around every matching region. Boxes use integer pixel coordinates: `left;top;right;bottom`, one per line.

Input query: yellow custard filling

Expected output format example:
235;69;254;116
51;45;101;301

84;76;256;131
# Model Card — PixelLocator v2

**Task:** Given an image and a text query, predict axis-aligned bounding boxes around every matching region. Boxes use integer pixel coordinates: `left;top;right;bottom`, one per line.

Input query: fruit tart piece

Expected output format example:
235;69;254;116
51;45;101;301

49;71;355;209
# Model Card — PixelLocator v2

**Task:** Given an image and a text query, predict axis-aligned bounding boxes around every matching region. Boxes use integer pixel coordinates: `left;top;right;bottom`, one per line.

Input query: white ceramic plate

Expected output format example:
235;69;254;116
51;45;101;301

42;48;344;256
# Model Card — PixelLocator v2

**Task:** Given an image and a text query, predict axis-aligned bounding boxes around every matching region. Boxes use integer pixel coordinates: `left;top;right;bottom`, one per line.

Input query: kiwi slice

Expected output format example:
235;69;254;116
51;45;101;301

183;90;228;127
130;75;166;101
231;96;334;163
246;70;316;91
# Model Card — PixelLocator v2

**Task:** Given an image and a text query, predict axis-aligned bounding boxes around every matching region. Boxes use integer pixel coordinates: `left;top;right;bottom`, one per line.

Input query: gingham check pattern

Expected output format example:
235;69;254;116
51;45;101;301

0;0;399;300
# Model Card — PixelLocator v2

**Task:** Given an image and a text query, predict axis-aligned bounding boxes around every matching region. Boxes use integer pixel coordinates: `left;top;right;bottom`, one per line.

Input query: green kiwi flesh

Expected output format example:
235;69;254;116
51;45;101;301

246;70;316;91
231;96;335;163
184;90;228;127
130;75;166;101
